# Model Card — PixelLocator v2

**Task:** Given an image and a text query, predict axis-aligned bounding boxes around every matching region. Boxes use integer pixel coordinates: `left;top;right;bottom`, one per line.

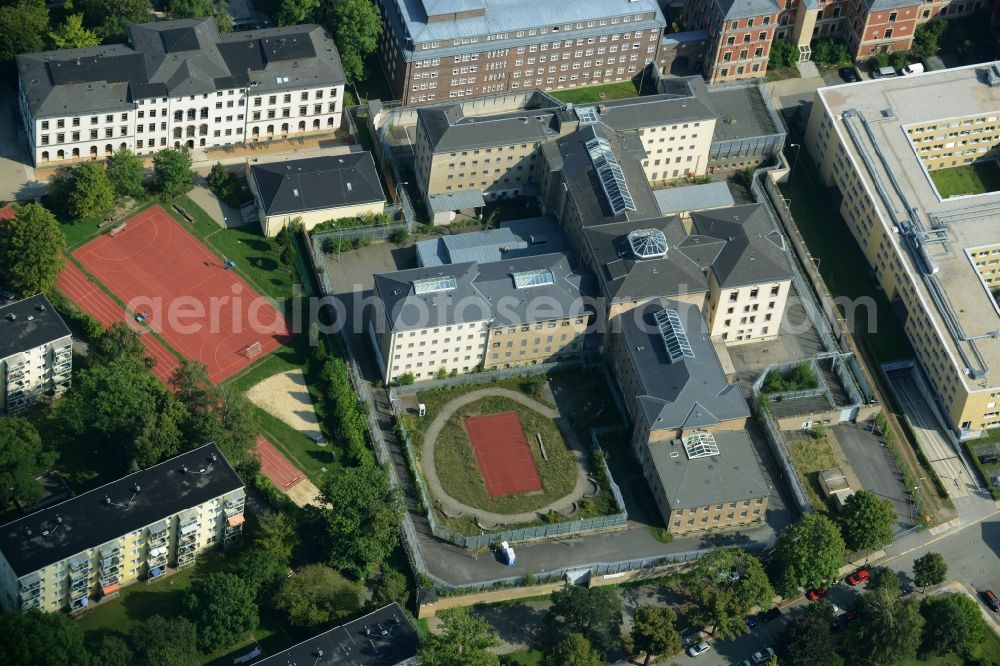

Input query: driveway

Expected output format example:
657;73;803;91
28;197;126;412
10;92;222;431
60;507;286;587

832;424;913;533
0;82;37;201
186;184;245;229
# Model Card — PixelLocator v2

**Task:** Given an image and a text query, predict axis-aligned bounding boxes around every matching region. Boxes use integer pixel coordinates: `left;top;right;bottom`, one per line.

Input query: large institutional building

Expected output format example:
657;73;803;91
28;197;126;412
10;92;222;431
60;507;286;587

805;62;1000;436
373;0;667;104
16;17;346;167
0;444;245;613
1;294;72;416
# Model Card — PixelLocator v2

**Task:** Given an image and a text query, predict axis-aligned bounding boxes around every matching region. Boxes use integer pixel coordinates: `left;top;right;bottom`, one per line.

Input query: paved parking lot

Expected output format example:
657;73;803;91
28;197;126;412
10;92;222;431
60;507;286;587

832;424;913;533
0;83;37;201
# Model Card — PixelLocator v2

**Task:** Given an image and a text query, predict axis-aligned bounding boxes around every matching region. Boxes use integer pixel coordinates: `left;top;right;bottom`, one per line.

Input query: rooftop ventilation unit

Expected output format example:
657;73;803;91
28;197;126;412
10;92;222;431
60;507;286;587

653;308;694;362
989;63;1000;87
627;228;668;259
682;432;719;459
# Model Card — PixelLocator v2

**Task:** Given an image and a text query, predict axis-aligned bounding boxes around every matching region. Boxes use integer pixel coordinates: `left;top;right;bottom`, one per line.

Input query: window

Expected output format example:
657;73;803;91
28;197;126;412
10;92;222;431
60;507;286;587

889;11;897;21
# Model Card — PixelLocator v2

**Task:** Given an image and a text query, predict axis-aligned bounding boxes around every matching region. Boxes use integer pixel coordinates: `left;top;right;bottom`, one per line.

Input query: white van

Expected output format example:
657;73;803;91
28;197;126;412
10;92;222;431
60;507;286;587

898;63;925;76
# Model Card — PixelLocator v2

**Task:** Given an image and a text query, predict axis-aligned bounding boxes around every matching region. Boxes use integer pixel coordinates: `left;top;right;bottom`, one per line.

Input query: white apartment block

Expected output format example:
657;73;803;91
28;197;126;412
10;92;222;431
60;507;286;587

0;444;244;613
16;17;346;167
0;294;72;416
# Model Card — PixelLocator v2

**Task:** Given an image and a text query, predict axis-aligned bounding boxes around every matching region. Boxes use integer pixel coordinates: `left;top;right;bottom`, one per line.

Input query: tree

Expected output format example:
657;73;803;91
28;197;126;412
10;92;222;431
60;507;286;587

274;564;363;627
848;585;924;666
90;321;150;366
0;417;54;507
128;404;186;468
66;161;116;220
76;0;153;42
49;13;101;49
867;567;900;596
255;511;299;563
233;546;289;606
769;39;799;69
274;0;319;26
912;552;947;592
0;608;88;666
912;20;947;59
0;202;66;295
685;548;774;640
325;0;381;82
316;464;403;579
810;37;850;65
417;607;500;666
920;593;988;657
167;0;232;32
544;633;603;666
130;615;199;666
372;564;410;608
206;162;229;193
631;605;680;666
106;148;146;199
0;0;49;70
783;610;835;666
839;490;895;552
91;635;133;666
184;572;258;651
153;147;194;198
772;513;846;598
546;584;623;656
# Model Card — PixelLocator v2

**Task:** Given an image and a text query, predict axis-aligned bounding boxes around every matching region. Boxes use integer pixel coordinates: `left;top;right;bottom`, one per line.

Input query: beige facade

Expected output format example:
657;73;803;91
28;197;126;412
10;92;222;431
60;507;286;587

662;497;768;536
904;114;1000;172
483;316;589;370
416;136;542;200
706;278;791;345
635;119;717;182
255;198;385;237
0;295;72;416
381;320;490;383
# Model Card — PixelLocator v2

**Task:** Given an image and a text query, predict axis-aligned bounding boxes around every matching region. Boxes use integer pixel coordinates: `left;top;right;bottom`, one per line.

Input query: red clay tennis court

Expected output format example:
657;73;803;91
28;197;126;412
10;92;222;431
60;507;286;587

56;261;181;384
72;205;290;383
255;436;304;490
464;411;542;497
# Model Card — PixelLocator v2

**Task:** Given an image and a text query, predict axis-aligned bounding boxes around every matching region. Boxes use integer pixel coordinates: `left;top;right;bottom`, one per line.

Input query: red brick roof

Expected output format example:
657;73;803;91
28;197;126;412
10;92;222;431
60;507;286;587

0;206;15;221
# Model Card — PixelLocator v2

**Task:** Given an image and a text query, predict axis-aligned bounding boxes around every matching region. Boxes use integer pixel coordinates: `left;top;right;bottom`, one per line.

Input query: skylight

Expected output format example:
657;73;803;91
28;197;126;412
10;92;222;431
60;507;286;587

413;275;457;294
653;308;694;362
585;136;636;216
512;268;555;289
576;106;599;125
627;229;668;259
683;432;720;459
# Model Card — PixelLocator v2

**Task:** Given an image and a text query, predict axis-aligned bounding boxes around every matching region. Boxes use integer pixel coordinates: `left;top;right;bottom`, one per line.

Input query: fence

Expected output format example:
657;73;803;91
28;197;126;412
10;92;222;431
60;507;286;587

752;358;829;401
751;391;813;514
311;211;411;248
389;360;579;396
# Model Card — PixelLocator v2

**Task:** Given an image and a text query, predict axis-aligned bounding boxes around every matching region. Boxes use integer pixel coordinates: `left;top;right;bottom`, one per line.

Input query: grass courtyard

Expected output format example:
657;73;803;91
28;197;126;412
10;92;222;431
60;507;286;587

929;160;1000;198
549;80;641;104
785;430;838;514
434;395;579;514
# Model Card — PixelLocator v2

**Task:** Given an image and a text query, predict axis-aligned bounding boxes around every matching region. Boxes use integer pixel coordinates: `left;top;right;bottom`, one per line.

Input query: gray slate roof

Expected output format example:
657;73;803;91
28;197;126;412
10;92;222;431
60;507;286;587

417;91;564;153
250;152;385;217
618;299;749;431
0;294;71;361
375;252;593;331
416;217;565;267
713;0;781;20
653;182;734;215
427;189;486;214
644;430;770;511
685;203;791;288
0;444;242;578
590;77;716;131
17;18;345;117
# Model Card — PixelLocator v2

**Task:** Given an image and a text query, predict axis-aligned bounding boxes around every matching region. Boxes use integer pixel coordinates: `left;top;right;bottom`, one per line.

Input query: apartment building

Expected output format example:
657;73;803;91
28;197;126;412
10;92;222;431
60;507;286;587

373;0;666;105
804;62;1000;435
16;18;346;167
0;443;245;613
684;0;986;83
372;252;591;382
1;294;72;416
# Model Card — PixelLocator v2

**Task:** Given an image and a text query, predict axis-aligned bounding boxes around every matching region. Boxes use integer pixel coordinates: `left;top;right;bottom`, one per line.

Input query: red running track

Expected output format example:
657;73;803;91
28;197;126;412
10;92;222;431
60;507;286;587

56;261;181;384
73;206;290;383
464;411;542;497
254;436;304;490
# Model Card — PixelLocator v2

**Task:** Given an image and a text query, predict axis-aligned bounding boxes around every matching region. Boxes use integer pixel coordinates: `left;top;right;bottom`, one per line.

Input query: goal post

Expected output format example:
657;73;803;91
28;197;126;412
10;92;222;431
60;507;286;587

240;341;263;359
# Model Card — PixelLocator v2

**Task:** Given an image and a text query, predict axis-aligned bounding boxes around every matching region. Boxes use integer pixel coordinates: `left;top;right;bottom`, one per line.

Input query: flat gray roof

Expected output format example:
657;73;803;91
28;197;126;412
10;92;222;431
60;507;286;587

415;217;565;266
653;182;734;215
0;294;71;361
708;84;783;143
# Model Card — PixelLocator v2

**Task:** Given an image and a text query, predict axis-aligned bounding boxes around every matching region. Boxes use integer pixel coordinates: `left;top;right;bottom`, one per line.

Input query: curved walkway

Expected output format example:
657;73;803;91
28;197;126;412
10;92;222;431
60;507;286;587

421;387;592;525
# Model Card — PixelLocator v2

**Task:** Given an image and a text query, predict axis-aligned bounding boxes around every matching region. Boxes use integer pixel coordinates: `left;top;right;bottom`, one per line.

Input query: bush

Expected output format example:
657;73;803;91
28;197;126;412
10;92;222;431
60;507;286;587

868;53;890;70
811;37;850;65
395;372;416;386
761;362;819;393
769;39;799;69
389;227;409;244
205;162;248;208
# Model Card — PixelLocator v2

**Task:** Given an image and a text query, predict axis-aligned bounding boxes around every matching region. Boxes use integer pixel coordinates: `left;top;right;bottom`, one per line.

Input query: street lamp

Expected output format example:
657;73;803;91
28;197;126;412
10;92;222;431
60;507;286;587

789;143;802;175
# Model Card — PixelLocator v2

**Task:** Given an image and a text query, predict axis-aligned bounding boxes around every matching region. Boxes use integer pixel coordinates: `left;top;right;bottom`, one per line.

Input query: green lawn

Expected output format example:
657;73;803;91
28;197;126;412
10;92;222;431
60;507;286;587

900;631;1000;666
501;649;544;666
786;432;838;513
549;80;640;104
780;151;914;364
929;160;1000;198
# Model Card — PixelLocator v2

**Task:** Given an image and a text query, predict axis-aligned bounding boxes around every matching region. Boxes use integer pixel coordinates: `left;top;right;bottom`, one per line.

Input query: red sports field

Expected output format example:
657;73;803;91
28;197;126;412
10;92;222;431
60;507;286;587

72;206;289;383
255;436;304;490
464;411;542;497
56;261;180;384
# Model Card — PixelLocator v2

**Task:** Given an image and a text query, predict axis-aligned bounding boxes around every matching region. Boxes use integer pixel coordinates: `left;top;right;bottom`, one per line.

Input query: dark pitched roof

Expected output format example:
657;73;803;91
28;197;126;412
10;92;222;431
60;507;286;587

0;444;243;578
0;294;71;361
17;18;345;117
591;76;717;131
250;153;385;217
255;603;418;666
686;204;791;288
617;299;749;431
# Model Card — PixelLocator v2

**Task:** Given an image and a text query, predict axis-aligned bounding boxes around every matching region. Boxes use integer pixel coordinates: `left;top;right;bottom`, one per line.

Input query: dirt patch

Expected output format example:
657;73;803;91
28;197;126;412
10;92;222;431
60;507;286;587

246;369;322;439
285;478;324;508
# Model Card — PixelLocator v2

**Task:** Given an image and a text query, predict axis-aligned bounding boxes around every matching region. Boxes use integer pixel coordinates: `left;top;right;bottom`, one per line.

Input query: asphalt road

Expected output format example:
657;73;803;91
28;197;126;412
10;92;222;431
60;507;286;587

833;424;913;533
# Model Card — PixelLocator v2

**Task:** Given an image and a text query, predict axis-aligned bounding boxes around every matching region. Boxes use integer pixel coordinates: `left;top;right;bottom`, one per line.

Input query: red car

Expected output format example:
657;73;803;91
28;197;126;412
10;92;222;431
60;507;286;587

807;588;829;601
847;569;870;586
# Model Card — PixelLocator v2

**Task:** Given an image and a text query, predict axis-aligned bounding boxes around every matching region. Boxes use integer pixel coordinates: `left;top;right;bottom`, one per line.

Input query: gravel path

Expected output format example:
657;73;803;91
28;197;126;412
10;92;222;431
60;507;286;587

421;387;592;525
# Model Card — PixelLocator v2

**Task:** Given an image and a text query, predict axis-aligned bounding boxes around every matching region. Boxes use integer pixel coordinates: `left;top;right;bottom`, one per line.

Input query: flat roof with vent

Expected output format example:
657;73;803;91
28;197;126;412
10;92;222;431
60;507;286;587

0;443;243;578
586;136;636;215
0;293;71;362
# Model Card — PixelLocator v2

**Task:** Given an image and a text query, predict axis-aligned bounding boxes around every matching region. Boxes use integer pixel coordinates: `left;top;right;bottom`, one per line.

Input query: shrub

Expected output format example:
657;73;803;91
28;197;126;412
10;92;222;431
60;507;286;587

395;372;416;386
769;39;799;69
811;38;850;65
389;227;409;244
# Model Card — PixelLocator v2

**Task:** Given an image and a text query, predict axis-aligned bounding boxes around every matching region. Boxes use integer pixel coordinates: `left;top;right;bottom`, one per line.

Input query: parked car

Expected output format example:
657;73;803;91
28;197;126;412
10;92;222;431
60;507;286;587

872;66;896;79
761;607;782;623
901;583;915;596
134;310;150;323
687;641;711;657
752;648;776;664
847;569;870;586
978;453;999;464
747;615;760;629
839;67;860;83
807;588;830;601
984;589;1000;612
898;63;925;76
